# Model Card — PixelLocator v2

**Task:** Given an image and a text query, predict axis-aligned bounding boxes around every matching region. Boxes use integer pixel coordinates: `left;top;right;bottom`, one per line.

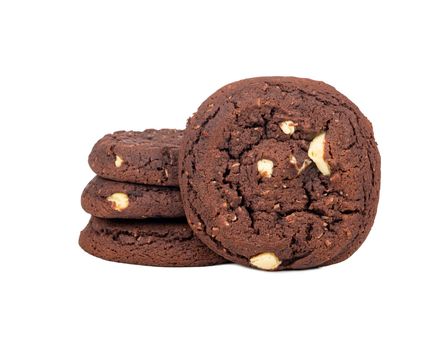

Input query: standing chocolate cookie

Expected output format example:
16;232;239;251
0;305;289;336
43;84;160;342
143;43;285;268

179;77;380;271
81;176;184;219
79;217;227;267
89;129;182;186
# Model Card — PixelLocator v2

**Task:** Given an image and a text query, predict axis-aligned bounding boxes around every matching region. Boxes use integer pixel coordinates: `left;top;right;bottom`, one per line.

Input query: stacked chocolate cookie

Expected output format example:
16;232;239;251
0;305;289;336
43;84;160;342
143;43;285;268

80;77;381;271
79;129;227;267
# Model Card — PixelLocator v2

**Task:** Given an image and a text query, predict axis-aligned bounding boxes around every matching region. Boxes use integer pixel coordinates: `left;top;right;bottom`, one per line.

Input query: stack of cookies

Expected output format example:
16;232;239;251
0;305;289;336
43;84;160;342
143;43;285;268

79;129;227;267
80;76;381;271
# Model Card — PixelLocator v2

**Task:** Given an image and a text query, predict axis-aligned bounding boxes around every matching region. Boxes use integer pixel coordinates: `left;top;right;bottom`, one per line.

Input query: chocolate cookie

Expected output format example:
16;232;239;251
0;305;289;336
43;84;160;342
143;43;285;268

179;77;380;271
81;176;184;219
89;129;182;186
79;217;228;267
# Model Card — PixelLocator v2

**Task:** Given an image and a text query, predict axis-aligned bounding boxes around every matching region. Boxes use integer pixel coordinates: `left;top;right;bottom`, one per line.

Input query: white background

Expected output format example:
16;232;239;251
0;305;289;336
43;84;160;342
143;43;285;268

1;1;446;349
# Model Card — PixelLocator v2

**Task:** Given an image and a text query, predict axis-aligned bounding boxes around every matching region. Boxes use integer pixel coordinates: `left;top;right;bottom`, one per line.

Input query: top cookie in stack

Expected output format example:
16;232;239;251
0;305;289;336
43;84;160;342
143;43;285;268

89;129;182;186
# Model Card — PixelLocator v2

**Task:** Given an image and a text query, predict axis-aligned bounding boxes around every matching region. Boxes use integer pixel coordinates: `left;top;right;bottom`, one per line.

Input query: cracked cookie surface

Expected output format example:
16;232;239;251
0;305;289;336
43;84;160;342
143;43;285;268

179;77;380;270
89;129;183;186
81;176;184;219
79;217;228;267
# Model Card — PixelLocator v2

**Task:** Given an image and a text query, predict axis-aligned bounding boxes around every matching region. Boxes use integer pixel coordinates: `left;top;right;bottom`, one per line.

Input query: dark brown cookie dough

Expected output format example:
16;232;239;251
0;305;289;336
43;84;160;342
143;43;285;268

79;217;228;267
179;77;380;271
89;129;183;186
81;176;184;219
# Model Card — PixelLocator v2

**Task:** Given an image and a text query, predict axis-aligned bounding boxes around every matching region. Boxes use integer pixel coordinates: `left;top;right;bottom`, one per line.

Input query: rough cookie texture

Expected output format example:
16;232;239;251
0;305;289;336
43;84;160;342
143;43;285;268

179;77;380;270
81;176;184;219
89;129;183;186
79;217;228;267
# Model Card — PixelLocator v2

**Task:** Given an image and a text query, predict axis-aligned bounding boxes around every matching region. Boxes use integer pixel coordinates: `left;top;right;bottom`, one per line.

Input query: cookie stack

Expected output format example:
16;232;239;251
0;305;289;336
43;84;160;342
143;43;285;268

79;129;227;267
80;77;381;271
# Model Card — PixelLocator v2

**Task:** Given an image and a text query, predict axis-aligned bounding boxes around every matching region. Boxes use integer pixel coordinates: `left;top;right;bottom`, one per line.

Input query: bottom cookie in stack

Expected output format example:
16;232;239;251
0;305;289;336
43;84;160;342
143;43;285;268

80;217;227;267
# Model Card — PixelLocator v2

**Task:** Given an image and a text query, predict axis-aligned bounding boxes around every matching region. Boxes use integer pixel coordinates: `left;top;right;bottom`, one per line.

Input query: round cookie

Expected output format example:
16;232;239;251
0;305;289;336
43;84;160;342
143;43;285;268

89;129;183;186
81;176;184;219
179;77;380;271
79;217;228;267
